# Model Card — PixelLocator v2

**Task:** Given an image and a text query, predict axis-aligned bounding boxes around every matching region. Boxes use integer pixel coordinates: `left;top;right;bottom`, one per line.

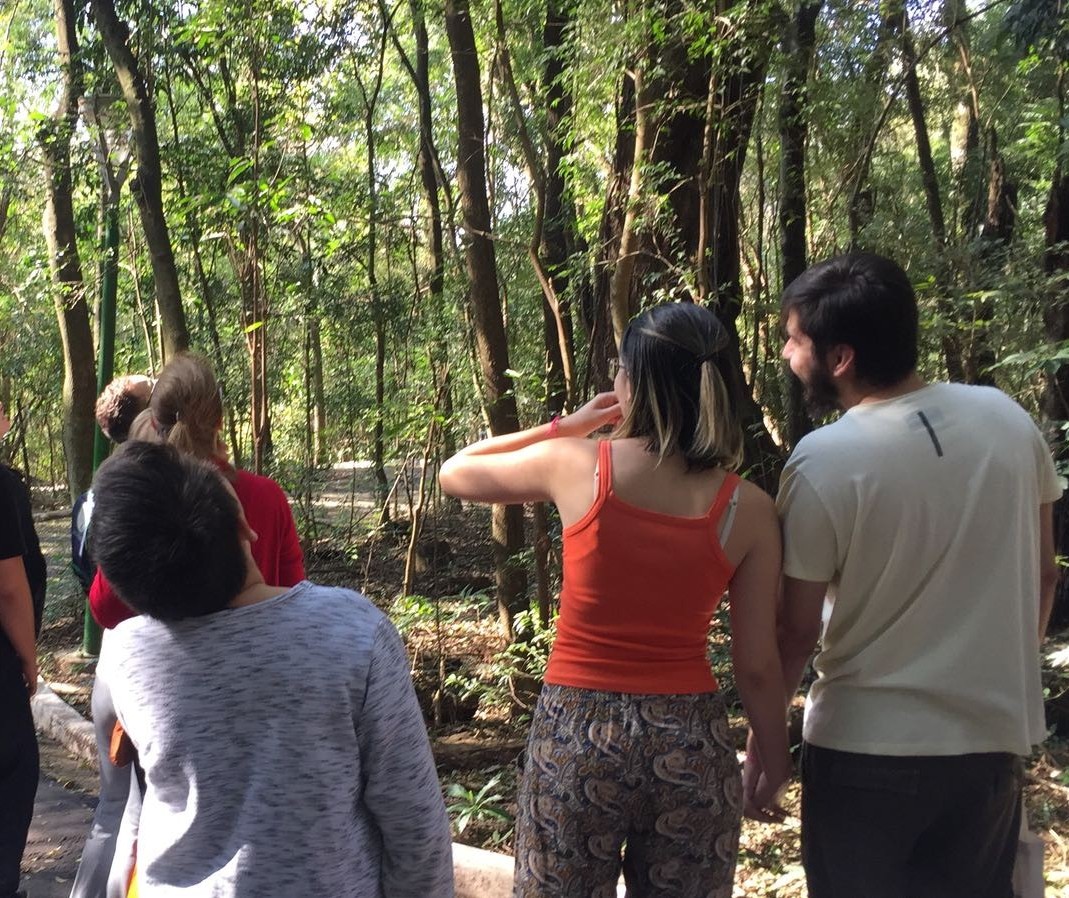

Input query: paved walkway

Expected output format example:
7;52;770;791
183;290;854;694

22;737;96;898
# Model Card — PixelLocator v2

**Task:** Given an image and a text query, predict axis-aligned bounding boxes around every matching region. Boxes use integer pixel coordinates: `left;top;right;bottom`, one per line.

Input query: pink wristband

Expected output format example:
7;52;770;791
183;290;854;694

548;415;561;437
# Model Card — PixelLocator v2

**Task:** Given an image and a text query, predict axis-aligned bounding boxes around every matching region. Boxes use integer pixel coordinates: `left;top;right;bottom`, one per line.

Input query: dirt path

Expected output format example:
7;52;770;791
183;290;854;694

23;736;97;898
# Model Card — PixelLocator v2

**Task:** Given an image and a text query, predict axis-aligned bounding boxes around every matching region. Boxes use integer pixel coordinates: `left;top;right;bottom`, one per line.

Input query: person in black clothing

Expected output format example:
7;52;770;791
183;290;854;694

0;401;45;898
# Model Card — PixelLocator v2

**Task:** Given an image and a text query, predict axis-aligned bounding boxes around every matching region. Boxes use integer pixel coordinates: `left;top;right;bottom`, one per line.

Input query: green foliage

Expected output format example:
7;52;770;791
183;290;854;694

445;772;513;836
490;609;556;687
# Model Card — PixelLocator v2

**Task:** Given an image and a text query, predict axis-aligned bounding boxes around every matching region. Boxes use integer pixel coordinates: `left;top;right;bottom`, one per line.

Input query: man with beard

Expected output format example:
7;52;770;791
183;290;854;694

747;252;1061;898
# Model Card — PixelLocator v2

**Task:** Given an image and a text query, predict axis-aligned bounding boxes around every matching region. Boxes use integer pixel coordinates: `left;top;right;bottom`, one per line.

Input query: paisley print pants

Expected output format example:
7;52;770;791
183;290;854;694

513;684;742;898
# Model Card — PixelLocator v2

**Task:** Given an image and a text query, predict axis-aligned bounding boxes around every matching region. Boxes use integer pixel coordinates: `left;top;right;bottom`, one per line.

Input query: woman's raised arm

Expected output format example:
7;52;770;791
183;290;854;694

438;392;620;506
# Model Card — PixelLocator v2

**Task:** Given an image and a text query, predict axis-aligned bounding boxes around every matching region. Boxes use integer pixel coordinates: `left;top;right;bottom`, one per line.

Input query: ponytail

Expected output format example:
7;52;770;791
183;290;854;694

692;358;743;471
149;353;226;463
613;302;744;471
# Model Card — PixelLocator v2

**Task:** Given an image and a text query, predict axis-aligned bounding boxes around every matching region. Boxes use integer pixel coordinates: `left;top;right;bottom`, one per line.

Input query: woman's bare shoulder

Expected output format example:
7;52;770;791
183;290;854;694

735;477;776;509
733;478;780;533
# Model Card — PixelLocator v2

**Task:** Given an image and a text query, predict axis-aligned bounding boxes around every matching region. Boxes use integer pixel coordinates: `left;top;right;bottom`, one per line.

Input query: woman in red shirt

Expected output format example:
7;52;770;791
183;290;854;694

89;353;305;627
440;303;790;898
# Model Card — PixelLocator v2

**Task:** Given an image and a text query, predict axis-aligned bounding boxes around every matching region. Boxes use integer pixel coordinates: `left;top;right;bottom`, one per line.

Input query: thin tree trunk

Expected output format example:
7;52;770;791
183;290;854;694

539;0;579;413
492;0;575;412
902;16;947;248
945;0;985;243
444;0;527;641
901;10;966;382
309;315;325;465
847;3;900;246
91;0;188;358
779;0;822;448
403;375;448;597
703;11;781;490
353;21;391;521
40;0;96;501
609;63;651;347
1043;66;1069;632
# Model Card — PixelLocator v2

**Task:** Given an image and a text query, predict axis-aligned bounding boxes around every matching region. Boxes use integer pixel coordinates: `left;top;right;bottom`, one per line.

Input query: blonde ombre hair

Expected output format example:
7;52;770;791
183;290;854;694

613;302;743;471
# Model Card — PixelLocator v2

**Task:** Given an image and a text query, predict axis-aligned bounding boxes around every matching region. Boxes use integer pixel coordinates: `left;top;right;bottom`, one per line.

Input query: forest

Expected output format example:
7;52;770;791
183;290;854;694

3;0;1069;892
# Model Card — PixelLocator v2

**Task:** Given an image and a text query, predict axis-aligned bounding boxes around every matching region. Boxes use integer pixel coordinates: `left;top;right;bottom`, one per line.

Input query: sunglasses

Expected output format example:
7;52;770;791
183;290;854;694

608;358;626;379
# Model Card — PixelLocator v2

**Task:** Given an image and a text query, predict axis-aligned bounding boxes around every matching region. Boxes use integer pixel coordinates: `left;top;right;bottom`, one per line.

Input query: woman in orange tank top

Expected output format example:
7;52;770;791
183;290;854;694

440;303;791;898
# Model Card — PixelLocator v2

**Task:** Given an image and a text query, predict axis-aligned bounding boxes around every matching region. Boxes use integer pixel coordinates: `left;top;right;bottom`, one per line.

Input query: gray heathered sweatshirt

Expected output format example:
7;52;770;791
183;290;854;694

100;582;454;898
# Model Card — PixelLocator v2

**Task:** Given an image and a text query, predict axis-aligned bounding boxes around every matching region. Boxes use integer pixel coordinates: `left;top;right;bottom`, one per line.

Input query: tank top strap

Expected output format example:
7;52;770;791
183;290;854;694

595;440;614;502
706;471;741;528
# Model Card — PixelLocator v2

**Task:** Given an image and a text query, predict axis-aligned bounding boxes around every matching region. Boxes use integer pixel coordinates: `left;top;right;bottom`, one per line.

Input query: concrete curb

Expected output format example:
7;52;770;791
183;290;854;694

31;678;526;896
453;843;515;898
31;679;98;771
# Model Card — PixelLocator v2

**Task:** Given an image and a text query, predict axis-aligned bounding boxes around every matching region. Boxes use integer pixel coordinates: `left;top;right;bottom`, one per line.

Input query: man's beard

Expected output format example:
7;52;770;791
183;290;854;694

799;360;841;419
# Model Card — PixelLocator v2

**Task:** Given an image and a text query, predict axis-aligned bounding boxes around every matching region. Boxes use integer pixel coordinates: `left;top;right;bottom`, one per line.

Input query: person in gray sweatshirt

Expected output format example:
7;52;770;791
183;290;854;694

89;441;454;898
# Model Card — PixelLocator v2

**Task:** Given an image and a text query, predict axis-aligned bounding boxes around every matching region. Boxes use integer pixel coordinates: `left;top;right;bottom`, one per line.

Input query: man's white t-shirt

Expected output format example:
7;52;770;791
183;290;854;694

778;383;1061;756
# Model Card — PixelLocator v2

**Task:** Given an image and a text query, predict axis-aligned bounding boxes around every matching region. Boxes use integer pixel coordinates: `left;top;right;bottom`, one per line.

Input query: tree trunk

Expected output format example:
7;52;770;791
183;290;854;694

902;15;947;249
309;314;326;465
945;0;985;243
40;0;96;501
608;62;651;347
960;127;1016;387
354;24;391;522
1043;136;1069;631
538;0;579;414
410;1;445;300
591;1;781;487
92;0;189;359
901;10;966;382
696;5;782;491
494;0;576;413
847;3;899;247
444;0;527;640
778;0;822;449
588;71;636;390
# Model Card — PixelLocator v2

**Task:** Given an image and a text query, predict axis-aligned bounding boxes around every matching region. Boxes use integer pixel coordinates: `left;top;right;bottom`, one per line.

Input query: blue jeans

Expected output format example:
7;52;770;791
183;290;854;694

69;666;141;898
801;742;1022;898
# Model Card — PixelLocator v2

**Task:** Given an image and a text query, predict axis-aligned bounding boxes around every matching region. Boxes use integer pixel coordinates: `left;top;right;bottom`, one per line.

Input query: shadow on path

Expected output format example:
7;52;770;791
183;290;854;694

23;737;96;898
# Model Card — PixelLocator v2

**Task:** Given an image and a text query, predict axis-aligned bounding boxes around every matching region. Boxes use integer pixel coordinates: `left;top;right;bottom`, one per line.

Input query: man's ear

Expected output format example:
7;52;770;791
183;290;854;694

827;344;855;379
238;512;258;545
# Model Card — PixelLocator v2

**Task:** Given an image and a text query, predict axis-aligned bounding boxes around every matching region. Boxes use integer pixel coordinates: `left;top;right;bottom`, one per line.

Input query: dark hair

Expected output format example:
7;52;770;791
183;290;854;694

614;302;743;471
90;442;246;621
95;376;152;444
781;252;918;388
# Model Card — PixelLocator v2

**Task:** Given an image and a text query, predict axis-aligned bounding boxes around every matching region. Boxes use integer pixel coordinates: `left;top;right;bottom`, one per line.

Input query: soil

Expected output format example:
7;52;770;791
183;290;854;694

28;470;1069;897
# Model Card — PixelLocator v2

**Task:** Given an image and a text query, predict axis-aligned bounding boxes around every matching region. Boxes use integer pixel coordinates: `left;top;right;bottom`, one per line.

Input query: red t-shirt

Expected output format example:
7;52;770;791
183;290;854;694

89;468;306;629
545;440;739;694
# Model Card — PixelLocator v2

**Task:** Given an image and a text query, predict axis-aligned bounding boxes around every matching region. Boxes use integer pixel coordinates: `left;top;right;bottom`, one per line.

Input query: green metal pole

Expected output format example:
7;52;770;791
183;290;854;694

82;202;119;656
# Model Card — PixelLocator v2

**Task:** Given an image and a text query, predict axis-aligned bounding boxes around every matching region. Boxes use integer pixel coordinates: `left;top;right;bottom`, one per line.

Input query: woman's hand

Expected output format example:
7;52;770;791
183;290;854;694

557;392;622;438
742;732;792;823
21;652;38;695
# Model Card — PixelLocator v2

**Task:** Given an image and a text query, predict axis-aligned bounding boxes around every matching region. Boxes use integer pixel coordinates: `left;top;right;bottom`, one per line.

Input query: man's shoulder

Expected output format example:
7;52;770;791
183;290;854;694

292;582;383;618
787;416;858;473
926;383;1042;444
279;582;390;642
935;381;1019;409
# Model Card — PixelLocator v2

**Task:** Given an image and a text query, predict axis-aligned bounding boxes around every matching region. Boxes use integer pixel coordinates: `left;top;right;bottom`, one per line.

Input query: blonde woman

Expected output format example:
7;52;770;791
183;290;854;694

88;353;304;627
440;303;791;898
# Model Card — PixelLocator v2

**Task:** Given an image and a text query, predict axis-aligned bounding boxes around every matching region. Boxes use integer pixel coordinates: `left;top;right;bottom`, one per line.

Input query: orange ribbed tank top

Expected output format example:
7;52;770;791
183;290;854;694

544;440;739;695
